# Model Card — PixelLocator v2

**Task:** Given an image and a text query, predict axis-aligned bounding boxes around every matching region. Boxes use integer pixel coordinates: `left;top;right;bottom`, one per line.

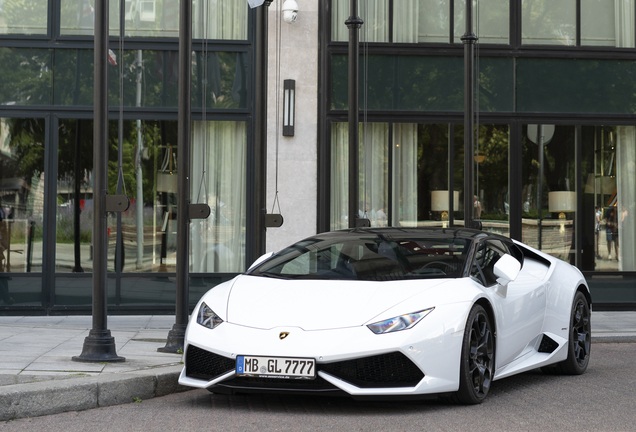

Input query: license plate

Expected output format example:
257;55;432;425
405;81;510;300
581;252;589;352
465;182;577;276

236;355;316;379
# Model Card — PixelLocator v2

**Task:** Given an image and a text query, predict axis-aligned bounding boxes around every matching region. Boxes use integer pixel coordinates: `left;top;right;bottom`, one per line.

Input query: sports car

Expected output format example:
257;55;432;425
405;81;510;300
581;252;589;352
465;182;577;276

178;227;591;404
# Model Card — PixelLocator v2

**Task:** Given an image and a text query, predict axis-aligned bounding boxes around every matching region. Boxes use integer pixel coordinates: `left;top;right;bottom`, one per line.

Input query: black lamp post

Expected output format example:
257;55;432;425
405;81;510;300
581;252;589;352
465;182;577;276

346;0;363;228
461;0;478;229
73;0;126;363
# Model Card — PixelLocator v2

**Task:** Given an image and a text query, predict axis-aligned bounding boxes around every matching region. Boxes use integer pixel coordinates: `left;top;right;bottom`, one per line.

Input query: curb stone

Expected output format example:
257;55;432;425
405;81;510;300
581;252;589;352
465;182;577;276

0;365;189;422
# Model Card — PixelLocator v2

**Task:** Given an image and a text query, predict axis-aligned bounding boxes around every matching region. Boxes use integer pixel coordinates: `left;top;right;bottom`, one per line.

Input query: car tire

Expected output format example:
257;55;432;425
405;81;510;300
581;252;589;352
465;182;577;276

452;304;495;405
541;290;591;375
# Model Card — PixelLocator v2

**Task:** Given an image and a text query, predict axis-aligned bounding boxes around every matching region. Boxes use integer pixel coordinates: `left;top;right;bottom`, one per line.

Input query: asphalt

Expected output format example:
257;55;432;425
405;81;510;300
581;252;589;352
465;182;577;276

1;312;636;422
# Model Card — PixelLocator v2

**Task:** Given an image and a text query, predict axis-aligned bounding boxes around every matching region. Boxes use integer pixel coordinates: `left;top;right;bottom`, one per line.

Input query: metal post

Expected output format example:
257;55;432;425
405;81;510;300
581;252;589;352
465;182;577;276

135;50;144;270
159;0;192;353
346;0;363;228
251;0;272;264
537;124;544;250
74;0;124;363
461;0;478;229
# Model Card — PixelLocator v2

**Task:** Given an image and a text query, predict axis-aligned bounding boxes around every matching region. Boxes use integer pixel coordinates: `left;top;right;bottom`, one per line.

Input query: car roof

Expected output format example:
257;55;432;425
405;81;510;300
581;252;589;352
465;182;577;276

306;227;509;243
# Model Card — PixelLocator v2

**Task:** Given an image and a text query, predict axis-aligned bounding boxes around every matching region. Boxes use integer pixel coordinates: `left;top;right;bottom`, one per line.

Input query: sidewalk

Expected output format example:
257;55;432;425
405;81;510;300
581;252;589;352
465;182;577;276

1;312;636;422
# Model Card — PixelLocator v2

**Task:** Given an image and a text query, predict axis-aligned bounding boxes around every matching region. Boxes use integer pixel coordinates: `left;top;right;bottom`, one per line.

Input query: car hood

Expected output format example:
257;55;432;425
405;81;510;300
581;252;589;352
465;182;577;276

224;275;449;331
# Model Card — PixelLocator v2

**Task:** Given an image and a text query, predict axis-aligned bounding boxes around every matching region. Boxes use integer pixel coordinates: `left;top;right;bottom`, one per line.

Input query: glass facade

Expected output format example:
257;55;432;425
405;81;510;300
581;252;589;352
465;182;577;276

0;0;257;312
324;0;636;306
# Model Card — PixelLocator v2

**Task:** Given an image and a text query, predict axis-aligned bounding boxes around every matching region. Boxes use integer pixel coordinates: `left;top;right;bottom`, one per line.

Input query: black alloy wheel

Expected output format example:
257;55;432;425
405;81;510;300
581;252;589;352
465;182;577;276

541;290;591;375
571;293;592;368
454;304;494;404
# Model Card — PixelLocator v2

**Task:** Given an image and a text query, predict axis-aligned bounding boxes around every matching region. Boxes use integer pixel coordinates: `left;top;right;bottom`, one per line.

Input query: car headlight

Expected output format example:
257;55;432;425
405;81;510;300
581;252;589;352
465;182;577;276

367;308;434;334
197;302;223;329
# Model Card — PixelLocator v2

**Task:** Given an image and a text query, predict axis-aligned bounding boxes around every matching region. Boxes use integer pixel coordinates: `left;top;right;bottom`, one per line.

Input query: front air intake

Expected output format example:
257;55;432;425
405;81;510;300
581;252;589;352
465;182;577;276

185;345;235;381
320;351;424;388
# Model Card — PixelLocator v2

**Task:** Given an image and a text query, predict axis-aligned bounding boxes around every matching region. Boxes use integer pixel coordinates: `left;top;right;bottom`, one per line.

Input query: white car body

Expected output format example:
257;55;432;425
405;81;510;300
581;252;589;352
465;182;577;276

179;228;590;400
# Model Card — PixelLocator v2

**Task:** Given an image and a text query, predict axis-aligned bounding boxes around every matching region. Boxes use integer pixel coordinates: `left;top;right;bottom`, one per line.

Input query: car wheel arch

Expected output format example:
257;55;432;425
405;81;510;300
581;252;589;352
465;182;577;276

578;285;592;309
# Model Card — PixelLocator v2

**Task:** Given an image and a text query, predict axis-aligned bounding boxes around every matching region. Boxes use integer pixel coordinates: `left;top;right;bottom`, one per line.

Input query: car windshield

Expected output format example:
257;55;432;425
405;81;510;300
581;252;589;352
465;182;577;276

249;232;472;281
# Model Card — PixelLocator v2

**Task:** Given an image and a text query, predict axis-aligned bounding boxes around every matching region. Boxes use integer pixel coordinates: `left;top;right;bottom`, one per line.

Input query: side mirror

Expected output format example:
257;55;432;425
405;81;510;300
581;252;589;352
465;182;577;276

493;254;521;297
247;252;274;272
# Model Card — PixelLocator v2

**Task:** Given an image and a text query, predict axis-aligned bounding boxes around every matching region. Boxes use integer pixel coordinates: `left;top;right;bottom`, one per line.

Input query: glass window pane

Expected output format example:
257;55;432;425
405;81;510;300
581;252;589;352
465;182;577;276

0;48;52;106
192;0;248;40
517;58;636;114
452;124;509;233
332;0;389;42
108;49;182;108
53;49;94;106
331;55;512;112
60;0;180;37
394;0;450;43
475;124;510;236
0;117;46;277
581;0;635;48
56;119;94;273
190;121;247;273
454;0;509;44
103;120;178;273
521;125;576;263
0;0;47;35
393;124;451;228
330;122;389;230
581;126;636;272
360;123;389;226
191;52;248;110
522;0;576;46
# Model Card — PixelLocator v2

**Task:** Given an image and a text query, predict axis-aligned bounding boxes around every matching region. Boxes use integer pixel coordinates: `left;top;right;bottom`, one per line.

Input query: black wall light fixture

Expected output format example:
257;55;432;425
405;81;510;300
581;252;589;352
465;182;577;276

283;79;295;136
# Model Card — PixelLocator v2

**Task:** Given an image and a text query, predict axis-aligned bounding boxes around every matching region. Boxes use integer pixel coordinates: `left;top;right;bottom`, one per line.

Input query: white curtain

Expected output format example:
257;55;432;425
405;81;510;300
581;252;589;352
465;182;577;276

393;0;419;43
360;123;389;226
392;124;418;226
193;0;248;40
330;123;349;231
615;0;635;47
191;121;246;273
331;0;389;42
330;122;389;230
616;126;636;270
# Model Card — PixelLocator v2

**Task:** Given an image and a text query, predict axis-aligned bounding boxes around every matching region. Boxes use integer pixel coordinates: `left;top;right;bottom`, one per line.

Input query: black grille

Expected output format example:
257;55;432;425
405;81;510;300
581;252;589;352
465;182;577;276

185;345;235;381
538;334;559;353
320;352;424;388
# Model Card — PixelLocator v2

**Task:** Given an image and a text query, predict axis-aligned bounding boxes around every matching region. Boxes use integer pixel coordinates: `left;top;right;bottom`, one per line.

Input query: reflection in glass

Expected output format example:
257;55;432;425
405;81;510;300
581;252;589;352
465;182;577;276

581;126;636;272
452;124;510;234
331;55;512;113
522;0;576;46
56;119;94;273
107;50;180;108
0;0;47;35
581;0;635;48
521;124;576;262
0;48;52;106
190;121;247;273
192;52;247;110
0;118;46;280
475;124;510;236
332;0;388;42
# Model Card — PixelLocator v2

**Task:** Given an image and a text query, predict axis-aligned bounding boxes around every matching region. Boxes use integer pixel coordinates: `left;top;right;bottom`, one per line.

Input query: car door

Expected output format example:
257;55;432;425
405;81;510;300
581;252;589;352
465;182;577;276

470;239;546;368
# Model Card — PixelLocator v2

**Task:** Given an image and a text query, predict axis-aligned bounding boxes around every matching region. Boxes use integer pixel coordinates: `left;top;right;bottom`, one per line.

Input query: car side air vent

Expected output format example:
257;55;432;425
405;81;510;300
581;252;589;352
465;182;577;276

538;334;559;353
